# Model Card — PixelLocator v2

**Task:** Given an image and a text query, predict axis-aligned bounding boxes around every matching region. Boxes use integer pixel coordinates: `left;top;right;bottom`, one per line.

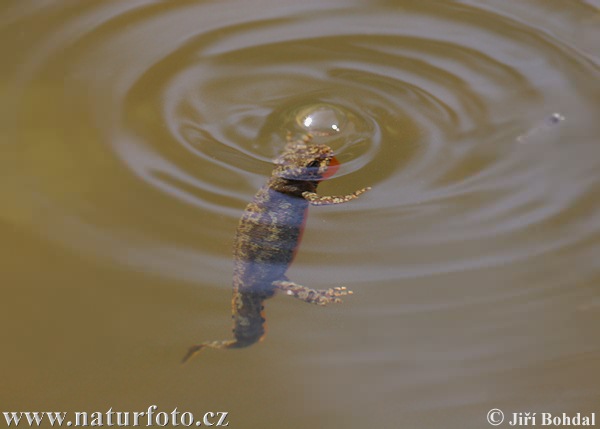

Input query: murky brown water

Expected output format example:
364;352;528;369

2;1;599;427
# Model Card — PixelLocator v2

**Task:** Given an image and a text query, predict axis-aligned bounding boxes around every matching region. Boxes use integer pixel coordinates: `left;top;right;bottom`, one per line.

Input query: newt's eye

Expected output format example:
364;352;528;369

306;160;321;169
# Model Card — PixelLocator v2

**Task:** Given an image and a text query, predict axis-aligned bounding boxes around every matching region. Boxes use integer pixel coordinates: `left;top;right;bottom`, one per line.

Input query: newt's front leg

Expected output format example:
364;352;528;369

273;280;353;306
302;187;371;206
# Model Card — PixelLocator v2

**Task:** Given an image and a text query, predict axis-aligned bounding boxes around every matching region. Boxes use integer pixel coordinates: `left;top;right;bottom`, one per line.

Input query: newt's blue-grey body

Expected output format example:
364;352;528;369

183;134;370;362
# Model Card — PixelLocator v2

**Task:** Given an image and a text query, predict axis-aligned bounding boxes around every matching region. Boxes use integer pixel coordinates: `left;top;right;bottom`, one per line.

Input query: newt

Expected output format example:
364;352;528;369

183;134;370;362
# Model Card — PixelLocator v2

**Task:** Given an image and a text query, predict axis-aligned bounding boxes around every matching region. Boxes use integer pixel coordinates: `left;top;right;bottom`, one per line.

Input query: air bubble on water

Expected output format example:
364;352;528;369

296;104;348;136
516;112;565;144
548;112;565;124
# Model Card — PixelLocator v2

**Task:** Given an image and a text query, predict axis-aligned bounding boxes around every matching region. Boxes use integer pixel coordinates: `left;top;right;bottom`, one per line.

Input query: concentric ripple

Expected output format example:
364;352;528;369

2;0;599;285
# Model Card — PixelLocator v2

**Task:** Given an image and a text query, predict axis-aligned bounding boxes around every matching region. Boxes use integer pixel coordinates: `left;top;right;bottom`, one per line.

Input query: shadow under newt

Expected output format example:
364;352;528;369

183;134;370;363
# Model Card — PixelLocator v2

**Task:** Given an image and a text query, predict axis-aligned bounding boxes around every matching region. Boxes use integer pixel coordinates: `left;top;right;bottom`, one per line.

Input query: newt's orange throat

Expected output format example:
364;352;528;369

322;155;340;180
183;134;371;363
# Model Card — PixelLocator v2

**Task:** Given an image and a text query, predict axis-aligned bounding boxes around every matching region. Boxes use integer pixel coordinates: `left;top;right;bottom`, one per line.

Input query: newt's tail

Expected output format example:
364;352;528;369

181;333;265;363
181;340;238;364
182;292;268;363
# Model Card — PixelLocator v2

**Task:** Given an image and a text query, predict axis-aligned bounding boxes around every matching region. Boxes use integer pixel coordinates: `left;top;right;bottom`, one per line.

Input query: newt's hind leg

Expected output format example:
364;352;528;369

273;280;353;306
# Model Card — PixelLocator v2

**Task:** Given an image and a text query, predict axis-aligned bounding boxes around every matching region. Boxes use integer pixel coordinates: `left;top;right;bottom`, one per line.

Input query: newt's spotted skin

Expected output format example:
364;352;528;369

183;134;370;362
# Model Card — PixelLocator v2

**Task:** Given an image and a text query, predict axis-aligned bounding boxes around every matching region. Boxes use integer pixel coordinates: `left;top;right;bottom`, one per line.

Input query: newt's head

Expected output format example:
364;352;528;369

273;134;340;181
